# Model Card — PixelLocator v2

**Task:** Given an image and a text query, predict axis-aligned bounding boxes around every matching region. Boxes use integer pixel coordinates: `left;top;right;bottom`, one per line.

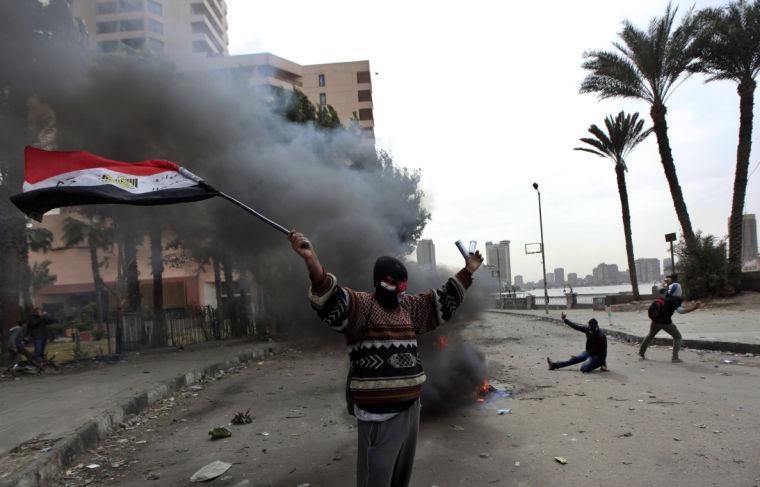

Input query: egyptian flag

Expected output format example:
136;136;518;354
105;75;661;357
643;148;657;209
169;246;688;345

11;147;218;221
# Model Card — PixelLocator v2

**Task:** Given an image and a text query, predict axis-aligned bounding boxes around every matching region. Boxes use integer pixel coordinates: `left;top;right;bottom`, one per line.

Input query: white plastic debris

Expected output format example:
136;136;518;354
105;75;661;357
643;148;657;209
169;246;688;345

497;408;511;415
86;464;100;469
190;460;232;482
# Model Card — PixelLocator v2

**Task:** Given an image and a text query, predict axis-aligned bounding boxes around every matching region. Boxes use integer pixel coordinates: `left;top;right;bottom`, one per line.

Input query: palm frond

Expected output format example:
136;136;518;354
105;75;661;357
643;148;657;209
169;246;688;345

693;0;760;84
575;111;652;169
580;50;651;101
582;2;698;105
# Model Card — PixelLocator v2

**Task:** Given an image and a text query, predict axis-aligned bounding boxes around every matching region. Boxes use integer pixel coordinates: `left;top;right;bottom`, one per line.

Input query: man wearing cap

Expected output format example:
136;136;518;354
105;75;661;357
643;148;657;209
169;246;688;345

639;273;701;363
288;231;483;487
547;312;608;373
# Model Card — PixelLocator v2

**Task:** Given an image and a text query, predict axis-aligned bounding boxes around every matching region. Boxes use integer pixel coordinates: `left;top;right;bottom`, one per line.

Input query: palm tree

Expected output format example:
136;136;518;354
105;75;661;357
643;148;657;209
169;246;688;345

22;226;55;308
30;260;57;298
580;3;700;250
693;0;760;280
575;111;653;300
62;216;113;333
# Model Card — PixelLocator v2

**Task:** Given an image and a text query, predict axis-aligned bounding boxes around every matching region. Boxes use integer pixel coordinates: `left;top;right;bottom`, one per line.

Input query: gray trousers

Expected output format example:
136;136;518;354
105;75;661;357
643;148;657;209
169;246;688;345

356;400;420;487
639;321;683;360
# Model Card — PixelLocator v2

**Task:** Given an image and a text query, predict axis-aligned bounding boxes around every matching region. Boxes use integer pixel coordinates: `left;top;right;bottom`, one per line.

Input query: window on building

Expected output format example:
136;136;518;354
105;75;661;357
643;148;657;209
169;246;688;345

318;74;325;87
121;37;146;50
148;37;164;52
148;18;163;33
96;21;118;34
98;40;119;52
358;108;374;121
119;0;144;13
356;71;371;84
96;2;118;14
358;89;372;102
192;40;211;53
120;18;144;32
319;93;327;106
147;0;162;15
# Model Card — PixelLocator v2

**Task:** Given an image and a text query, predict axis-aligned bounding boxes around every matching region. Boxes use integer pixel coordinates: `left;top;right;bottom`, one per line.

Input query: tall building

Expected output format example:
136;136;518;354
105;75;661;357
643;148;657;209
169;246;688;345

567;273;578;286
663;257;674;275
209;54;375;137
592;263;620;285
553;267;565;285
546;272;555;285
634;258;661;283
71;0;229;64
485;240;512;286
71;1;373;136
416;239;436;271
742;214;758;268
513;275;524;288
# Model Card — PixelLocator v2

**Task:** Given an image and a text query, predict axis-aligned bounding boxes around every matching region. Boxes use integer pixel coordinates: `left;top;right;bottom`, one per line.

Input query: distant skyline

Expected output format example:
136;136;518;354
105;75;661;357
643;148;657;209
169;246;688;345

226;0;758;281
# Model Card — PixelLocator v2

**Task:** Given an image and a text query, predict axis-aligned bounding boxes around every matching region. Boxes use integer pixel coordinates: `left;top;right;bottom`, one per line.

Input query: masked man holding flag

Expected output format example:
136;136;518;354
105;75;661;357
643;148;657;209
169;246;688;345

288;231;482;487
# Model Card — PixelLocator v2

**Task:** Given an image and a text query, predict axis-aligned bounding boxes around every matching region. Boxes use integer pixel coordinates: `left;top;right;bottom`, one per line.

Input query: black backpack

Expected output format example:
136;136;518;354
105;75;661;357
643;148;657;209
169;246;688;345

648;297;665;321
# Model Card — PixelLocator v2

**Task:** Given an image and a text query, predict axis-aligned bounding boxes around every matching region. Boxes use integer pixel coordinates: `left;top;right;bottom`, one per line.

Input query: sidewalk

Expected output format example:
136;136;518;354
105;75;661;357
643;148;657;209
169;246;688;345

0;339;284;487
490;307;760;354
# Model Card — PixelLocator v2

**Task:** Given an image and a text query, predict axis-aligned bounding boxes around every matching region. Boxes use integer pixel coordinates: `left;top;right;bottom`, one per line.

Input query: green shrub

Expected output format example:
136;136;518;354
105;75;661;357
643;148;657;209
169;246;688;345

676;232;734;299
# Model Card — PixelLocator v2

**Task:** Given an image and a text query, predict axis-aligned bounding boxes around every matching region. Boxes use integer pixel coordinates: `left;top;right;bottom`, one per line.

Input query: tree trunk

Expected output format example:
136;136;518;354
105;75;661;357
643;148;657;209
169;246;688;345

122;231;141;313
212;256;225;340
149;225;166;347
221;255;239;337
615;164;640;300
88;240;105;334
728;79;756;288
21;245;32;310
650;102;696;250
0;94;33;340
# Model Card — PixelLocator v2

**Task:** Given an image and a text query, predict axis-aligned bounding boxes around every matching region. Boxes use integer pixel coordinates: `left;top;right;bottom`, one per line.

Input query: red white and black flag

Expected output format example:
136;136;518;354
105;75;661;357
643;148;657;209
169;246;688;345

11;147;218;221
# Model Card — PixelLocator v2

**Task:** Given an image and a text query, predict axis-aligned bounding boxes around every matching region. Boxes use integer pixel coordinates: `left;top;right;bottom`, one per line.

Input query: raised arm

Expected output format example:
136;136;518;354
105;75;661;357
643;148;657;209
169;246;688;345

560;312;589;333
289;231;350;333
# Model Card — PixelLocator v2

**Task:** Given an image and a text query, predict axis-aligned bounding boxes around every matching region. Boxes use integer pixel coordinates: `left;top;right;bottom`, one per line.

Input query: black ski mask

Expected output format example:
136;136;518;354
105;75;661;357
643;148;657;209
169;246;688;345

373;256;408;309
588;318;599;333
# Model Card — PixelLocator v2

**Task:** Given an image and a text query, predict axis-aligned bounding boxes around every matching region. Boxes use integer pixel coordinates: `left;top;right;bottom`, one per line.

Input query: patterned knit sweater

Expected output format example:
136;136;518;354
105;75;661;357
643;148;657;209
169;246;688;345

308;267;472;412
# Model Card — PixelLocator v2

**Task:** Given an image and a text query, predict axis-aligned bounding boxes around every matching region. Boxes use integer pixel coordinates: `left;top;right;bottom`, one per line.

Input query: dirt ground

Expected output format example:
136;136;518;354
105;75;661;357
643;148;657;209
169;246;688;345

51;313;760;487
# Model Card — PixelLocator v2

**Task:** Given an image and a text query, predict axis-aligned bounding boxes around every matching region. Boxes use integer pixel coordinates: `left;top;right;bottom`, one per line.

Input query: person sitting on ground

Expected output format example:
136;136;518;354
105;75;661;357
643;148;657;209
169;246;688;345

288;230;483;487
639;273;702;363
547;312;608;373
6;323;42;372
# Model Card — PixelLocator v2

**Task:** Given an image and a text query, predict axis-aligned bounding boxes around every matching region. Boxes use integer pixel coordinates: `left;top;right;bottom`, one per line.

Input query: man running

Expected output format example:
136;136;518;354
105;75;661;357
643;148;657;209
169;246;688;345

639;274;701;363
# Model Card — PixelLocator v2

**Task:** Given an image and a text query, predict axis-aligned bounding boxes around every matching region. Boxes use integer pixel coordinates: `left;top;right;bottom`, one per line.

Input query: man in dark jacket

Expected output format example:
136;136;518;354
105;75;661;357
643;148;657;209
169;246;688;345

639;274;701;363
547;312;608;373
27;307;54;361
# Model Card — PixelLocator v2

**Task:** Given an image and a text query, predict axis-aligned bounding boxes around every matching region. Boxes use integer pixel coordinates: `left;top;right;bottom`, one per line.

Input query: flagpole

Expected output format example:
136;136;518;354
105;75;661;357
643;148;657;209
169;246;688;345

181;168;291;235
215;191;291;235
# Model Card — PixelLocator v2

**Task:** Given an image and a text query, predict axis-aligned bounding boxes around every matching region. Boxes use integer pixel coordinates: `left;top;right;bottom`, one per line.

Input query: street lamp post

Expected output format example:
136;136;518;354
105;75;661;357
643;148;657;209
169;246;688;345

533;182;549;314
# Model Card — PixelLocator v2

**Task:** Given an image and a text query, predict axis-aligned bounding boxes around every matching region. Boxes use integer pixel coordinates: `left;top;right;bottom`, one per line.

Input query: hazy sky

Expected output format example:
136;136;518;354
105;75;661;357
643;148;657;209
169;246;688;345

226;0;758;282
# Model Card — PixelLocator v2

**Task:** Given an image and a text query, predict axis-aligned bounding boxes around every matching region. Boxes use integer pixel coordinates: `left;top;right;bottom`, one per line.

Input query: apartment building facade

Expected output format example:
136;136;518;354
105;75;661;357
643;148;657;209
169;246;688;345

71;0;229;64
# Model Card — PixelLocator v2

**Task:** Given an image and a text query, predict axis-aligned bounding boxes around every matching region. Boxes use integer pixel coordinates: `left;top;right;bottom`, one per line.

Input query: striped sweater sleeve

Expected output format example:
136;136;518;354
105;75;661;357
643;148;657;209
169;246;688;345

308;267;351;333
411;268;473;334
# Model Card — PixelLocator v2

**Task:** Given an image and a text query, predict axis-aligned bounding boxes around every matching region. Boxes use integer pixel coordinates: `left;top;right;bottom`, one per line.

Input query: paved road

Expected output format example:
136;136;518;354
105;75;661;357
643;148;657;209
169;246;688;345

0;340;274;458
502;306;760;345
51;313;760;487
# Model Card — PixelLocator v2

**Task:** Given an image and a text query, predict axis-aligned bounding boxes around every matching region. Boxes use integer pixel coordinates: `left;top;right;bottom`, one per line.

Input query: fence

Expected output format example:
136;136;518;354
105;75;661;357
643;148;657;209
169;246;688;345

112;305;257;352
495;292;654;311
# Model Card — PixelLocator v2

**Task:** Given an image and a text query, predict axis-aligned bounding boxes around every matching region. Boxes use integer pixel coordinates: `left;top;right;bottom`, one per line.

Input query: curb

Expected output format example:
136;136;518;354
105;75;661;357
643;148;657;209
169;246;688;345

487;310;760;355
1;343;283;487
